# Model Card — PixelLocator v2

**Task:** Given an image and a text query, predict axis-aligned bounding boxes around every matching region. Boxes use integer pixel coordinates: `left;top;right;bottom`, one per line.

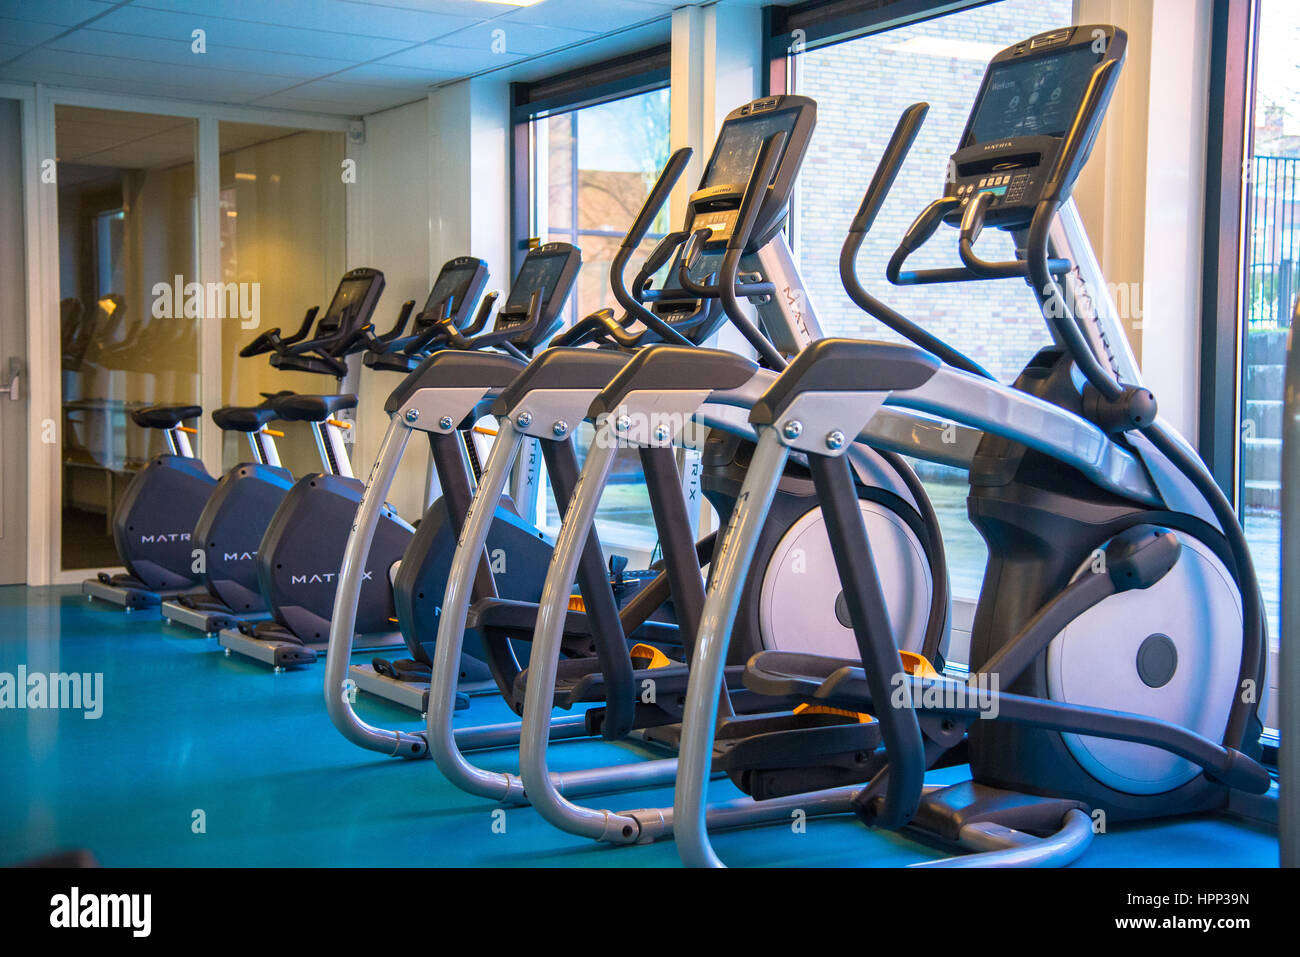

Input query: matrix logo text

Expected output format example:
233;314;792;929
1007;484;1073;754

50;887;151;937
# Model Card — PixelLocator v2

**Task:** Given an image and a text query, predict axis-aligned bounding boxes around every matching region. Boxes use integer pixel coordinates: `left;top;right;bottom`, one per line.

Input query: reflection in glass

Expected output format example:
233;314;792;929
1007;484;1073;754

217;123;347;477
56;106;198;569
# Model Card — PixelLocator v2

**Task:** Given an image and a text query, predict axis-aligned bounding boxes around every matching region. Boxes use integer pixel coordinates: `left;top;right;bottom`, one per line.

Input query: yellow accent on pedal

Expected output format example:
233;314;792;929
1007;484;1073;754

473;426;499;437
793;703;872;723
389;617;398;623
900;651;940;678
628;643;673;670
568;594;585;613
177;426;198;434
260;427;285;438
327;419;353;429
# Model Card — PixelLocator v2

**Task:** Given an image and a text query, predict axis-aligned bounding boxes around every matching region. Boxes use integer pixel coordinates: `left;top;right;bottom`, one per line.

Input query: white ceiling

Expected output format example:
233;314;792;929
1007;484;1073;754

0;0;768;116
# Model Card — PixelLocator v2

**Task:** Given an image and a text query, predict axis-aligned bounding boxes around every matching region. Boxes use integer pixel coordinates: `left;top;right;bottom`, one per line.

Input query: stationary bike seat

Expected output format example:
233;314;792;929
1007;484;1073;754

210;405;280;432
271;393;358;422
130;405;203;430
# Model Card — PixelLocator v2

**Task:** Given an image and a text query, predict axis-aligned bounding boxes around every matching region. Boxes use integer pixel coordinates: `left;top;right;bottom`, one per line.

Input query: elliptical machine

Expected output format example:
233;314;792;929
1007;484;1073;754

159;260;487;634
501;101;950;842
324;95;950;837
671;24;1274;867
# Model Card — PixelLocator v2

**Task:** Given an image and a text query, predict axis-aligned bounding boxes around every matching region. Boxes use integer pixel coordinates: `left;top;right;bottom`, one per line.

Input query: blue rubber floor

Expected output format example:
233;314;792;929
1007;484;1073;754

0;585;1280;867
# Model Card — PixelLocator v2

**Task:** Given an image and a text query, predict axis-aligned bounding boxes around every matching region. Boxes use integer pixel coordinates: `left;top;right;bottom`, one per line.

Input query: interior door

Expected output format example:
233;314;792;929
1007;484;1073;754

0;97;29;584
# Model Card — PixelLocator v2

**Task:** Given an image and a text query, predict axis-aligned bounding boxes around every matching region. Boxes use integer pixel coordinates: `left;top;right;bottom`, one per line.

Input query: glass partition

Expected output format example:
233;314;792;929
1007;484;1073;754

217;123;347;477
1240;0;1297;650
56;106;198;569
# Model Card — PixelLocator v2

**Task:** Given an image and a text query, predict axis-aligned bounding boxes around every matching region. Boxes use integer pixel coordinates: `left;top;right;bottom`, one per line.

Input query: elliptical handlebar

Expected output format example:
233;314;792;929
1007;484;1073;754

849;102;929;236
1044;58;1123;205
355;299;416;355
1023;57;1129;402
957;191;1051;280
715;132;791;371
630;229;691;302
446;289;542;355
282;306;320;347
547;308;620;348
608;147;696;348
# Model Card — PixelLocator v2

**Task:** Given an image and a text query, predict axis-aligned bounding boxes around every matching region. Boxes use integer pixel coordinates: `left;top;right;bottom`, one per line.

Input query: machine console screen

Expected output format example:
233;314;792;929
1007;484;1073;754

424;266;478;318
324;277;374;325
506;254;568;310
703;108;800;189
969;46;1098;143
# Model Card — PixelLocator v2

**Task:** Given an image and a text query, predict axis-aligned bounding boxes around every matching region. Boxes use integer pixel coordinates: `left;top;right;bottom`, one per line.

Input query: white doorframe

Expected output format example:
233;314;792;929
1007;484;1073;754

11;82;356;585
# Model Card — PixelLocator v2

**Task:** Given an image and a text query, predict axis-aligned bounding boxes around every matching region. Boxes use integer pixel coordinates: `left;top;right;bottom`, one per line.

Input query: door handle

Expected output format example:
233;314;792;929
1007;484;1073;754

2;357;22;400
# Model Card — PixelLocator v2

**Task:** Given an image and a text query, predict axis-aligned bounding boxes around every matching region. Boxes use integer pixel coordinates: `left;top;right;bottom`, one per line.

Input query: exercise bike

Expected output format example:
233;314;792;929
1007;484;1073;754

80;268;388;611
220;246;576;673
160;260;487;634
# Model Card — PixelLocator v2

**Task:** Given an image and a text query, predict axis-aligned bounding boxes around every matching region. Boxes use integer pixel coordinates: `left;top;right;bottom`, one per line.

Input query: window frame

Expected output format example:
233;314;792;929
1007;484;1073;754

1200;0;1260;505
509;45;671;281
507;47;675;558
761;0;999;96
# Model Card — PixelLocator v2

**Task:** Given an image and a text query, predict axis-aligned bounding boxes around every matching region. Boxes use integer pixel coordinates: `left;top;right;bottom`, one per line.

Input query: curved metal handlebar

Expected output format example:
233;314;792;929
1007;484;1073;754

957;192;1071;280
717;132;788;370
840;108;993;379
609;147;695;348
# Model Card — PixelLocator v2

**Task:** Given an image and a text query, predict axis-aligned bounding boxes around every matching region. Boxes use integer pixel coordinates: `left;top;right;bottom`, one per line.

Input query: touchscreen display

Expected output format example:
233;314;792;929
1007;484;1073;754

703;109;800;188
325;277;373;322
969;46;1098;143
506;254;567;310
424;266;477;317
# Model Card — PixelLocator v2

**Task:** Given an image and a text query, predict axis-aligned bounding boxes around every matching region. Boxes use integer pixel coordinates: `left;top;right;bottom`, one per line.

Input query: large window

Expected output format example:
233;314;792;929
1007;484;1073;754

783;0;1073;599
517;69;671;558
527;88;671;327
1240;0;1294;649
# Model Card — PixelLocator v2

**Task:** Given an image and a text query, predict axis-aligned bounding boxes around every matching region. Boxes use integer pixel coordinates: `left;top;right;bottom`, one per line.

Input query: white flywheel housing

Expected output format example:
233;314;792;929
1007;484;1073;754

1046;532;1243;795
759;501;932;658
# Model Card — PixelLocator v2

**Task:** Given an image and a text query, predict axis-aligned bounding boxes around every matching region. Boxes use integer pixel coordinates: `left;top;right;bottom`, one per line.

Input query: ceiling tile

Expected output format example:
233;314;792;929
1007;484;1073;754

377;42;526;73
1;48;291;98
331;61;459;88
0;0;118;28
52;29;357;79
0;16;70;48
253;77;417;111
431;20;596;56
130;0;481;42
88;6;413;60
502;0;666;32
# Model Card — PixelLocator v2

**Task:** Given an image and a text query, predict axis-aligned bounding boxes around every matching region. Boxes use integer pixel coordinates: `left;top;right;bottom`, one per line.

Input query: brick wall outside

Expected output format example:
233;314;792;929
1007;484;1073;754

791;0;1074;383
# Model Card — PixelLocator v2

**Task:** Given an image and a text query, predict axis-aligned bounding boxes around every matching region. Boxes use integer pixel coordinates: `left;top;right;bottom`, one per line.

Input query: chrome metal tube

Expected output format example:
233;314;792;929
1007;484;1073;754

517;431;646;839
323;417;426;757
674;428;791;868
425;421;529;803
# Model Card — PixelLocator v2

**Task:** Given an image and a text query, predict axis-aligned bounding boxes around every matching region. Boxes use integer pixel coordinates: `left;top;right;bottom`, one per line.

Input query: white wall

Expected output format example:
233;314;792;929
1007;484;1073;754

345;79;515;522
347;98;434;518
